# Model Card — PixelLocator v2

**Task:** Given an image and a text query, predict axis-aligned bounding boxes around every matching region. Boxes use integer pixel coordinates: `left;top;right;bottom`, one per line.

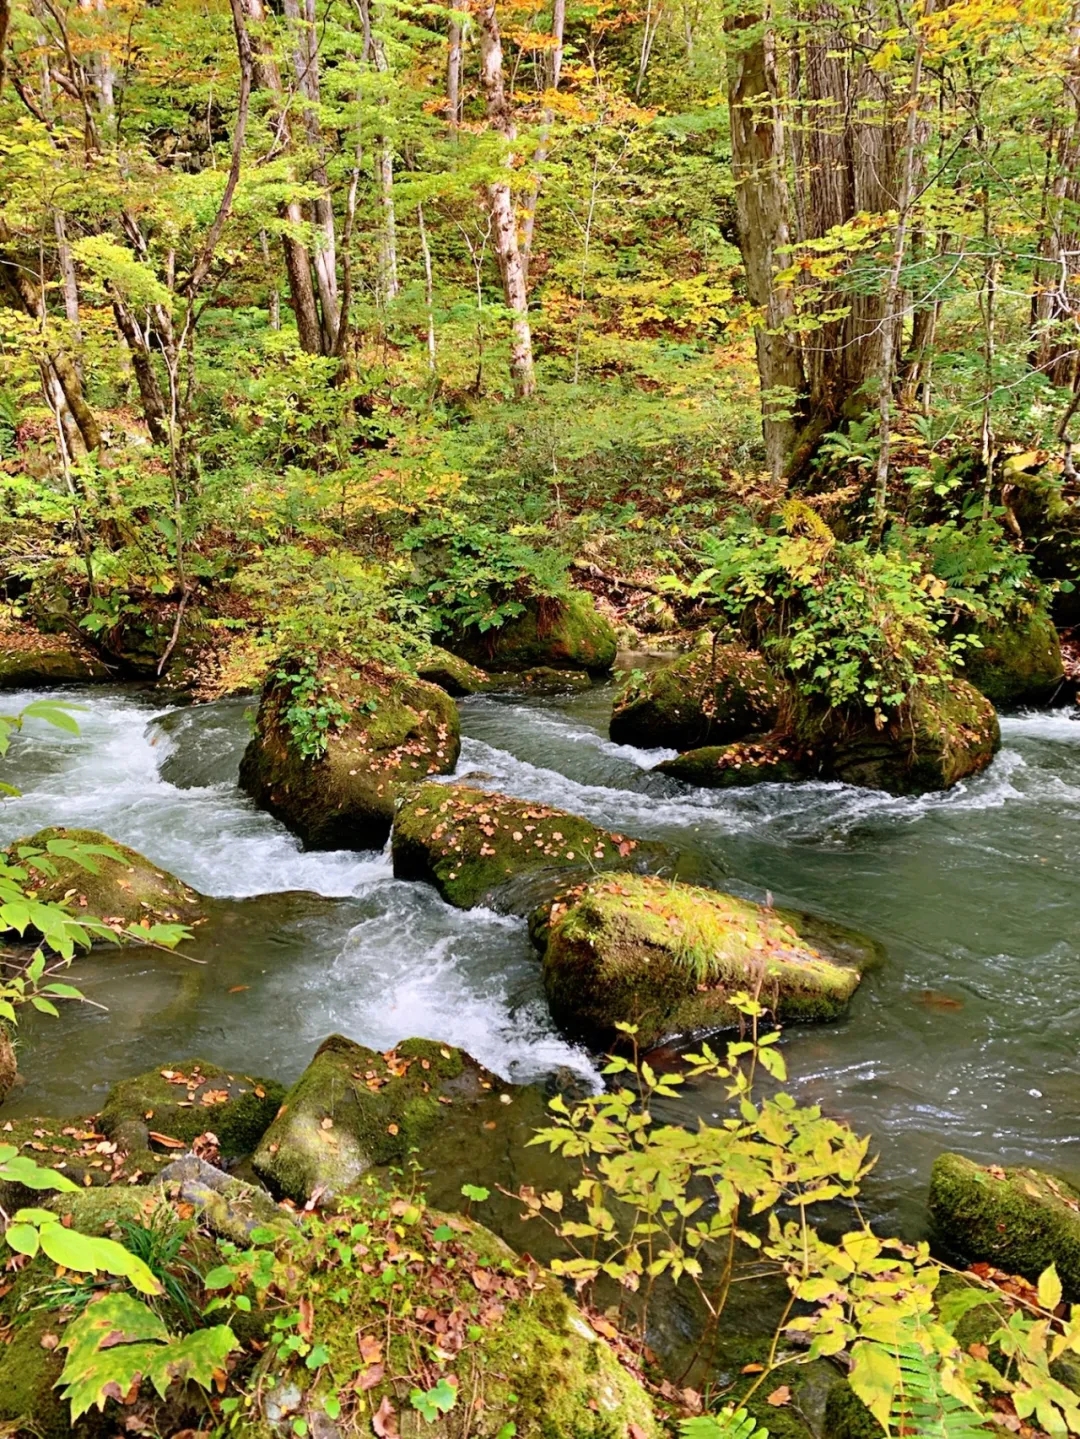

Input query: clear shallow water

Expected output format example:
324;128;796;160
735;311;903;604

1;680;1078;1238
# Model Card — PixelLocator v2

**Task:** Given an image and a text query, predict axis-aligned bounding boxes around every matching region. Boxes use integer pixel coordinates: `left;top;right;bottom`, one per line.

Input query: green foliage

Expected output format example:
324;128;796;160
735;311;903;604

914;520;1044;624
275;654;355;759
681;1408;767;1439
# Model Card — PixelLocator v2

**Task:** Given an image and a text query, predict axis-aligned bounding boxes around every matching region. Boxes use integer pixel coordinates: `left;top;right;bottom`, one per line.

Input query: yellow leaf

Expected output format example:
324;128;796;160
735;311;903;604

1039;1264;1063;1311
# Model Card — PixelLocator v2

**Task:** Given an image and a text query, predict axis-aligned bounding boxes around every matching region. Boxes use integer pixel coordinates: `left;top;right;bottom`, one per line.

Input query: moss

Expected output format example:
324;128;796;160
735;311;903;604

711;1338;836;1439
6;826;204;935
449;592;618;675
794;678;1000;795
824;1382;885;1439
0;1308;90;1439
609;638;783;749
0;624;110;689
239;657;461;850
0;1114;166;1213
959;607;1064;708
541;874;870;1049
928;1152;1080;1297
392;782;668;912
252;1035;507;1202
485;666;594;695
415;646;492;697
98;1059;285;1161
656;733;809;788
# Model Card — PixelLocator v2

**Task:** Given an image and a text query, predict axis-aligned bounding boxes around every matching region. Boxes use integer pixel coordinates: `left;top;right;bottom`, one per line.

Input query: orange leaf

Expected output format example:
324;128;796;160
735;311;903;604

767;1386;791;1407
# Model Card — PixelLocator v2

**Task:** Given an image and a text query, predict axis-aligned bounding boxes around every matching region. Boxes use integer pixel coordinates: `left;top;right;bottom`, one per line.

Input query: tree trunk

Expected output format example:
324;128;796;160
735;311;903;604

447;3;464;130
521;0;565;282
1031;6;1080;388
476;0;535;398
111;294;170;445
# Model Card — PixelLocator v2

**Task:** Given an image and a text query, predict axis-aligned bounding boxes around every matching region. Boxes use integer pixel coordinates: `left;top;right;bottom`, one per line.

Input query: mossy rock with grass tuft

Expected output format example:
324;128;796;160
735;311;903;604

392;781;669;913
958;606;1064;709
609;637;784;750
448;591;617;674
540;874;873;1049
6;826;203;936
793;678;1000;795
0;622;111;688
928;1152;1080;1297
252;1035;511;1202
656;732;810;788
98;1059;285;1162
239;656;461;850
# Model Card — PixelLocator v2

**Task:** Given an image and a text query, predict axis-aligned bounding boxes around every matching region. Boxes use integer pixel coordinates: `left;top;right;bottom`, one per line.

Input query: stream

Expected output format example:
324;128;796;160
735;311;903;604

0;676;1078;1250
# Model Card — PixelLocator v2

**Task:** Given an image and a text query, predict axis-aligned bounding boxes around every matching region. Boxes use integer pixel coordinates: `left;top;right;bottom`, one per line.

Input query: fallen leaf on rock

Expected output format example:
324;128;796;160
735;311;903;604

148;1132;186;1149
358;1334;383;1364
767;1386;791;1407
228;985;249;994
39;1333;59;1350
373;1395;398;1436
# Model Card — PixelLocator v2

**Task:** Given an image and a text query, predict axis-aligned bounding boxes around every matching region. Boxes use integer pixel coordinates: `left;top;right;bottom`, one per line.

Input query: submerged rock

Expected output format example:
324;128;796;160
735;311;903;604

0;623;111;688
928;1152;1080;1296
656;732;809;788
485;665;593;695
392;781;668;912
795;678;1000;795
447;591;617;674
5;826;203;935
959;606;1064;709
239;656;460;850
539;874;872;1049
252;1035;511;1202
609;637;783;749
99;1059;285;1162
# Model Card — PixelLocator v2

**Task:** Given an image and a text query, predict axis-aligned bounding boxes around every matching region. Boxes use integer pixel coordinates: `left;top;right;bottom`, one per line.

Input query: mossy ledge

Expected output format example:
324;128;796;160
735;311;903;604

928;1152;1080;1298
447;591;617;674
392;780;670;912
656;732;810;788
238;655;461;850
0;621;111;688
540;873;873;1049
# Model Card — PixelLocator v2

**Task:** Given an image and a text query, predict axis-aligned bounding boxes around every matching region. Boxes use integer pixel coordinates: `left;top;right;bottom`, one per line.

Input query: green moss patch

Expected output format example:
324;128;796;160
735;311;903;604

6;826;203;936
252;1035;509;1202
656;732;809;788
392;781;667;912
238;657;461;850
929;1152;1080;1297
541;874;869;1049
415;646;492;697
609;637;783;749
98;1059;285;1162
449;591;617;674
959;606;1064;708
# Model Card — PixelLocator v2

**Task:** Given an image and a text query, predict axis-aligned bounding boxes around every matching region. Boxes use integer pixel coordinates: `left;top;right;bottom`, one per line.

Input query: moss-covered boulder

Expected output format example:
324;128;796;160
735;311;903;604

609;638;784;750
540;874;872;1048
0;623;111;688
99;1059;285;1162
252;1035;511;1203
656;732;809;788
795;678;1000;795
415;646;492;697
6;827;203;935
928;1152;1080;1297
238;657;461;850
448;591;617;674
392;781;668;912
824;1381;884;1439
959;607;1064;709
0;1113;167;1212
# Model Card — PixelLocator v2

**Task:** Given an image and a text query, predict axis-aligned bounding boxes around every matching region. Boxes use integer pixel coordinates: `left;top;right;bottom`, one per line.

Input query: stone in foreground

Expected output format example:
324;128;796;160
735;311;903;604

392;781;668;912
447;591;617;674
540;874;872;1049
929;1152;1080;1297
252;1034;511;1202
609;637;783;749
239;656;460;849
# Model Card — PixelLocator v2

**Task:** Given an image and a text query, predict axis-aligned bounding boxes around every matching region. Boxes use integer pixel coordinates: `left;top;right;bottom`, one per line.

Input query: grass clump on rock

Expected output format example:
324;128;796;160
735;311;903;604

392;781;667;911
929;1152;1080;1298
239;654;460;850
540;874;871;1049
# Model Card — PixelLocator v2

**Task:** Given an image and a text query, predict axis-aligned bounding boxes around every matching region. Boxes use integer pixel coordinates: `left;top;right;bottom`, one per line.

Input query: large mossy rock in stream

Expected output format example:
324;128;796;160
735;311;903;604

252;1034;510;1202
6;826;203;934
656;732;810;788
928;1152;1080;1297
415;645;492;696
392;781;670;912
958;606;1064;709
99;1058;285;1161
794;678;1000;796
447;591;618;674
0;623;111;687
539;874;873;1049
609;636;784;750
239;657;461;850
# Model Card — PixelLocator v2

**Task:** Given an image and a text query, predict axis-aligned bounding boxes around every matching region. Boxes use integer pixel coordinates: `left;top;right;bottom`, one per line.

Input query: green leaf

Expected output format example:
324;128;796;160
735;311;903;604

461;1184;490;1203
4;1222;39;1257
0;1154;79;1191
40;1222;163;1294
849;1341;900;1428
410;1377;459;1422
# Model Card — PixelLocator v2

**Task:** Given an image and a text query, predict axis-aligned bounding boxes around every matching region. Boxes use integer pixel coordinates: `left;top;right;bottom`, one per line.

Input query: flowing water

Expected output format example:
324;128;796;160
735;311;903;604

1;676;1078;1248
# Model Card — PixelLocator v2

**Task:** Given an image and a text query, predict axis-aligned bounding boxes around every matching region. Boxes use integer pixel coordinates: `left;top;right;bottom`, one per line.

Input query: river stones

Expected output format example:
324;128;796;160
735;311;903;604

99;1059;285;1163
958;605;1064;709
158;1154;295;1244
446;591;617;674
414;646;491;696
239;656;460;850
793;678;1000;795
4;826;203;936
392;781;669;913
0;622;111;688
538;874;872;1049
656;732;809;788
609;636;783;749
252;1035;510;1203
928;1152;1080;1297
